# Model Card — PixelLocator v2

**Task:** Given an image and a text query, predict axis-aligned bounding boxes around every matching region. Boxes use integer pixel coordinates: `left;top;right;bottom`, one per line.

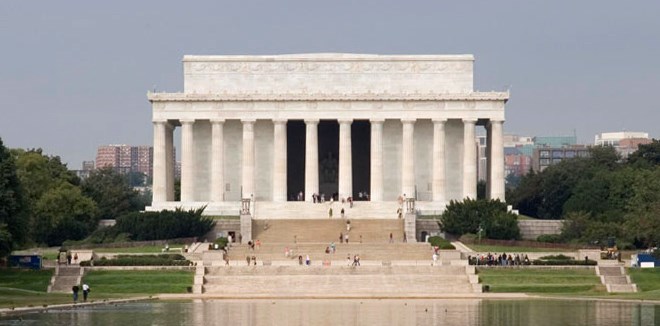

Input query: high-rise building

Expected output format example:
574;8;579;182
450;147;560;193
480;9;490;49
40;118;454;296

94;144;168;178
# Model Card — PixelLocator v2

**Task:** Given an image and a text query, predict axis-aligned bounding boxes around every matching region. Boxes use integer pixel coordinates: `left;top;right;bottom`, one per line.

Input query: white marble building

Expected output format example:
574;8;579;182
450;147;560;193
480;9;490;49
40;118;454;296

147;53;508;217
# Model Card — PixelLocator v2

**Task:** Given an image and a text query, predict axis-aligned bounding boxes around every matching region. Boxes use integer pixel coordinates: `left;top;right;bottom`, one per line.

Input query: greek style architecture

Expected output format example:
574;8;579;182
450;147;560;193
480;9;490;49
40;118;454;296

147;54;507;224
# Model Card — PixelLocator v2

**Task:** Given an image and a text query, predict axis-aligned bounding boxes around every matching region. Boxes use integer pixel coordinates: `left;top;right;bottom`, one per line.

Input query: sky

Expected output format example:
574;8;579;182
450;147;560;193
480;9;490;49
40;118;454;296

1;1;658;168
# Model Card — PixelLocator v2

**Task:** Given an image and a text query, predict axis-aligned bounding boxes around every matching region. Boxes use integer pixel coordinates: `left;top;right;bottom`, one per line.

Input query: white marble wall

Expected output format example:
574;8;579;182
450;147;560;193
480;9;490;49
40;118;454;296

183;54;474;95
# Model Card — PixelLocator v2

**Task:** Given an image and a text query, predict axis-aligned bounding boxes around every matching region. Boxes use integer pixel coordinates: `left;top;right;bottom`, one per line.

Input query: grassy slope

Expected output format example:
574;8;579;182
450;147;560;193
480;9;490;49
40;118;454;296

83;270;193;294
0;269;71;308
478;268;604;293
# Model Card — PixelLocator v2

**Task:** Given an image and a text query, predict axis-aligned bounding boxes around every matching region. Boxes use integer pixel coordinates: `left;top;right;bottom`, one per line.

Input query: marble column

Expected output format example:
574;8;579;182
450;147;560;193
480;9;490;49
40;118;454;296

432;119;446;202
488;119;506;201
241;119;256;200
180;119;195;202
165;123;174;201
273;119;288;202
370;119;384;201
210;119;225;202
152;120;167;203
338;119;353;200
462;118;478;199
401;119;416;198
304;119;319;202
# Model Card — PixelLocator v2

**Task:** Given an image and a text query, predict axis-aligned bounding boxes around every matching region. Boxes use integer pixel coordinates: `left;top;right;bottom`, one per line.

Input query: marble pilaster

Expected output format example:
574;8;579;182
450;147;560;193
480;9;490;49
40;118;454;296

462;118;477;199
488;119;505;201
370;119;384;201
241;119;256;199
304;119;319;202
432;119;446;202
210;119;225;202
273;119;288;202
152;120;167;203
401;119;416;198
338;119;353;200
180;119;195;202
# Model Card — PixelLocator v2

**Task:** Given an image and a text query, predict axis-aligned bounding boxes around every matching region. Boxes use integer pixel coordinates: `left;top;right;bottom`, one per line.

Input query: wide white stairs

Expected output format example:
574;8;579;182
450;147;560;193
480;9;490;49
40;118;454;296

193;219;480;297
48;265;83;293
596;264;637;293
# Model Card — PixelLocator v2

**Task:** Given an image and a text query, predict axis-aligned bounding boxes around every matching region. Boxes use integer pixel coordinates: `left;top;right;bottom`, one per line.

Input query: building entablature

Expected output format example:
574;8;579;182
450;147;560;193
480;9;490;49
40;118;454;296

147;91;509;103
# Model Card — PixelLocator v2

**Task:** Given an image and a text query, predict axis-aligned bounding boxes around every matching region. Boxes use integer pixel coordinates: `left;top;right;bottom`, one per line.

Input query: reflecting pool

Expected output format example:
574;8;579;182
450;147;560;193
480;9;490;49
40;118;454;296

1;299;658;326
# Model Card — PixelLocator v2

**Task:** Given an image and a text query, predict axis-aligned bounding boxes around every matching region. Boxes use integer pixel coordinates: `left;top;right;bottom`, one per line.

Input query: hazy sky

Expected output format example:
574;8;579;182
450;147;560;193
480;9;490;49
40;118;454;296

1;1;658;167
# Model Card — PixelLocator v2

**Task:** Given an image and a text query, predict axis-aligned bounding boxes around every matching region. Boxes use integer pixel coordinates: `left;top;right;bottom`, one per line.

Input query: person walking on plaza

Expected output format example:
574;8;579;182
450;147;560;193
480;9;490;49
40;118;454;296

389;232;394;243
82;283;90;302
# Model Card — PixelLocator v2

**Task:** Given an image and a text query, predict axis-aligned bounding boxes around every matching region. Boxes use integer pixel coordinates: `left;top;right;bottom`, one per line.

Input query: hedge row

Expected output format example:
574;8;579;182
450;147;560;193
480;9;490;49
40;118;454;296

80;254;190;266
427;236;456;250
531;259;597;266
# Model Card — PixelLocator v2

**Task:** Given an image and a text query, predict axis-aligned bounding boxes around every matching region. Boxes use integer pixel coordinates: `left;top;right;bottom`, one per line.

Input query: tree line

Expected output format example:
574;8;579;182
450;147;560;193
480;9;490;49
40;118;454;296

507;140;660;248
0;137;150;256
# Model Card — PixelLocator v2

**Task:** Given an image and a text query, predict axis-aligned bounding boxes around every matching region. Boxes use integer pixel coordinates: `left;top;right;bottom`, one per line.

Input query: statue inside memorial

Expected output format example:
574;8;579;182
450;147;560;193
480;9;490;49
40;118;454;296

320;152;338;184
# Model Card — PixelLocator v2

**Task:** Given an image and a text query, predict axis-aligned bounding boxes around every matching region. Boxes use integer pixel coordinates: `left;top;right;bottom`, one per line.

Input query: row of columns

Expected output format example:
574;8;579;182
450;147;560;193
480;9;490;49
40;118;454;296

152;118;505;204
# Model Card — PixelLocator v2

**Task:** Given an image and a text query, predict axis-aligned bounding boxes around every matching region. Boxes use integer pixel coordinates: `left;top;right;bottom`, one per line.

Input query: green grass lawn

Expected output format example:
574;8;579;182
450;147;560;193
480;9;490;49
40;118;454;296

0;269;53;292
468;244;573;253
477;268;604;294
83;270;193;295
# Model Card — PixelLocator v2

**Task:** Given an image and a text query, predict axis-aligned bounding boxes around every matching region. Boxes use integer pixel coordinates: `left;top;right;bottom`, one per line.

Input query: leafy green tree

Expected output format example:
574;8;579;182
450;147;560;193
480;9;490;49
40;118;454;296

81;167;145;220
507;169;543;217
0;138;27;247
440;199;520;240
12;149;79;203
32;183;99;246
0;224;12;259
112;207;214;241
627;139;660;167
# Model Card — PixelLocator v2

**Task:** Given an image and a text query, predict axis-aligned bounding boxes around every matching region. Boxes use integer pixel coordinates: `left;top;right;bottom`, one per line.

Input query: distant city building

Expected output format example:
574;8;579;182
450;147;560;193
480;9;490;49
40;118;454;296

533;135;577;148
532;145;590;172
503;134;534;148
94;144;169;178
504;147;532;177
594;131;651;158
82;160;95;171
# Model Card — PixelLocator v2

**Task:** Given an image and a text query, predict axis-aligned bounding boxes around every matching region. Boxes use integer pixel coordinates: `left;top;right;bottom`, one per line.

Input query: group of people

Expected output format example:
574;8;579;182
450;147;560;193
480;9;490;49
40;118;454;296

72;283;90;303
468;253;530;266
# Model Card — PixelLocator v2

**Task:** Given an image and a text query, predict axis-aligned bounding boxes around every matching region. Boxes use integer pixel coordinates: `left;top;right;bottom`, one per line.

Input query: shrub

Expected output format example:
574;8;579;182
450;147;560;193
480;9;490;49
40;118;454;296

214;237;228;249
80;254;190;266
531;259;596;266
537;234;562;243
539;254;574;260
111;207;215;241
440;199;520;240
427;236;455;249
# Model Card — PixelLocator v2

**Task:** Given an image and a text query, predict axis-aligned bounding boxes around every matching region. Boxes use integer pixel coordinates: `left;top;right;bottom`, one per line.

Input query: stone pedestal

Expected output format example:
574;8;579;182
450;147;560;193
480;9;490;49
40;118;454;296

240;214;252;244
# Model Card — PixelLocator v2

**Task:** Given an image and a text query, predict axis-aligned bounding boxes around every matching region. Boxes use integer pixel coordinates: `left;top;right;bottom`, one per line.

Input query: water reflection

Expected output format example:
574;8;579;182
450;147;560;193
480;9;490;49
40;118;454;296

1;299;657;326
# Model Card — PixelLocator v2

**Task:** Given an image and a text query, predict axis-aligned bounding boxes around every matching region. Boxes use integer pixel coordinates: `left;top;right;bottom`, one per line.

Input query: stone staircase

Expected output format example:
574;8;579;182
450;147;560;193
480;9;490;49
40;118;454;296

48;265;83;293
221;243;431;262
252;218;405;244
201;264;479;297
596;264;637;293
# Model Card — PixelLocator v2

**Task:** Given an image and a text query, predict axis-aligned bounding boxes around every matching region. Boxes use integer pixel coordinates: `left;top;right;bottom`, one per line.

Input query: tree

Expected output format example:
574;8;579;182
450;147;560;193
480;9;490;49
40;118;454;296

32;183;99;246
0;137;27;247
81;167;145;220
0;224;12;259
12;149;79;204
440;199;520;240
627;139;660;167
